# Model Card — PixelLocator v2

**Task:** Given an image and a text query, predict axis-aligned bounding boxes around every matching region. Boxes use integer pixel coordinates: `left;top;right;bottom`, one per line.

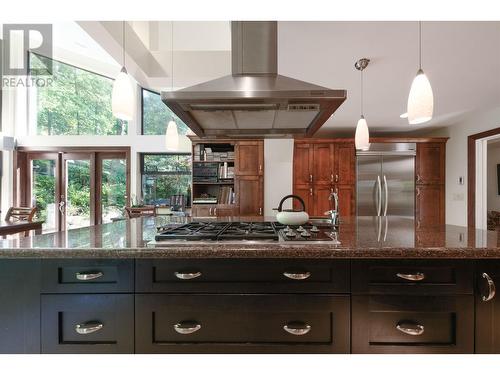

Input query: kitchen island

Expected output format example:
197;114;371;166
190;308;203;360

0;216;499;354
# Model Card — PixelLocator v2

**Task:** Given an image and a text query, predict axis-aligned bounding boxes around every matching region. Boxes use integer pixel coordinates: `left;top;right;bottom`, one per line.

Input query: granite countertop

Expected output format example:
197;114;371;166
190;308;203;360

0;215;499;259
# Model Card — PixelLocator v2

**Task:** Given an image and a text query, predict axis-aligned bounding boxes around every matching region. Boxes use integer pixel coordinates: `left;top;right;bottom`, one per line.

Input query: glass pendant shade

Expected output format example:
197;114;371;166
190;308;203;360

166;120;179;150
355;116;370;151
112;67;135;121
407;69;433;125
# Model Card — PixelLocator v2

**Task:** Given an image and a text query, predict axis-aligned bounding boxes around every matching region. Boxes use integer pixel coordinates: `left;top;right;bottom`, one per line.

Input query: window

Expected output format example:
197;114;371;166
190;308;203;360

142;89;189;135
140;153;191;206
29;53;128;135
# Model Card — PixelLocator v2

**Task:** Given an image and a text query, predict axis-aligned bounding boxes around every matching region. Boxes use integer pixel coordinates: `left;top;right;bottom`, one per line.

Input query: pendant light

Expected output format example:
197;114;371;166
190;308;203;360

407;21;434;125
112;21;135;121
165;21;179;151
354;58;370;151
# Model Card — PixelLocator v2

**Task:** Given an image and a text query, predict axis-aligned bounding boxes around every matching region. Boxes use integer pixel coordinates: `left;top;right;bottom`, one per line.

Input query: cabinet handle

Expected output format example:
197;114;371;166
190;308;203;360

214;207;217;216
174;321;201;335
335;174;339;183
259;164;263;173
396;272;425;281
75;271;103;281
75;322;104;335
309;188;313;196
174;271;202;280
259;207;262;215
309;174;313;183
396;321;424;336
283;271;311;280
283;321;311;336
482;272;496;302
416;187;421;197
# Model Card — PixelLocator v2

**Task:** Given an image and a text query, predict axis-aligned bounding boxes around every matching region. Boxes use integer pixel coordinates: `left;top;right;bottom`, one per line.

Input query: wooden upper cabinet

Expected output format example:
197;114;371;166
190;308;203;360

293;185;313;214
415;184;445;228
235;141;263;176
312;144;334;185
236;175;263;216
335;143;356;185
293;143;314;185
416;143;445;185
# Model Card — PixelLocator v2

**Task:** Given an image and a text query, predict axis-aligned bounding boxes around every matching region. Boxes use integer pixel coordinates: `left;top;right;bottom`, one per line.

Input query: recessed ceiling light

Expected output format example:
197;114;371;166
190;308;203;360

400;112;408;119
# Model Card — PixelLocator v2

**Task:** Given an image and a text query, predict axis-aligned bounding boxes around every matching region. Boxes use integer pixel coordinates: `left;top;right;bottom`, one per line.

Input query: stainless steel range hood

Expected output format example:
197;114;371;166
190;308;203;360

161;21;347;138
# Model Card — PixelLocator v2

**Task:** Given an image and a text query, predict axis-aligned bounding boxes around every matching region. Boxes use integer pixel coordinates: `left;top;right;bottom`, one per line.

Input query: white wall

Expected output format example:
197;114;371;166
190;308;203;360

487;142;500;212
264;139;294;216
427;106;500;226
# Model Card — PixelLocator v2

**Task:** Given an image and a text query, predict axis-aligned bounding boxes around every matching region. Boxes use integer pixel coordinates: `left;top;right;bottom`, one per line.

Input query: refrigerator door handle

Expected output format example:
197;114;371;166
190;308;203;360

383;174;388;216
376;175;382;216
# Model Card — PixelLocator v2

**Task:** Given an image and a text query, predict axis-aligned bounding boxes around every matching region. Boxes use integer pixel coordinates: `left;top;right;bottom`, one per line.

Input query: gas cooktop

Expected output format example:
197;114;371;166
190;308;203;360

155;221;337;242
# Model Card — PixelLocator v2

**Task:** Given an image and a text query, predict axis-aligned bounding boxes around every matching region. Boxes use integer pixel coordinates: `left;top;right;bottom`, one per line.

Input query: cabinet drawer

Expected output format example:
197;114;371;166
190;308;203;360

41;259;134;293
136;259;349;293
135;294;350;353
41;294;134;353
352;295;474;353
351;260;473;295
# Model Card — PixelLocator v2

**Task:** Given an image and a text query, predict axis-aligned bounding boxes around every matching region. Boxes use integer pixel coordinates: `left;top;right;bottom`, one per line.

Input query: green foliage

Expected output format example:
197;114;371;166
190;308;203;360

30;53;127;136
32;160;56;222
142;90;189;135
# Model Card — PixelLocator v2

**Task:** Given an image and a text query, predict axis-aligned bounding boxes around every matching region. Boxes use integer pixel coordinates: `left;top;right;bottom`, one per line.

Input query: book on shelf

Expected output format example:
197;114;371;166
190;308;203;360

217;186;234;205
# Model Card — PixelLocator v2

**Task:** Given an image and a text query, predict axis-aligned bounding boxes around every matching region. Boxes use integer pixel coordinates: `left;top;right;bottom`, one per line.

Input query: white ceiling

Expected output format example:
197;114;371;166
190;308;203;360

75;21;500;135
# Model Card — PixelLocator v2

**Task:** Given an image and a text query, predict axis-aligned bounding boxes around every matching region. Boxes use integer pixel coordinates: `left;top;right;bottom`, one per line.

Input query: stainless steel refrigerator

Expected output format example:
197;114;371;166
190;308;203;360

356;143;416;218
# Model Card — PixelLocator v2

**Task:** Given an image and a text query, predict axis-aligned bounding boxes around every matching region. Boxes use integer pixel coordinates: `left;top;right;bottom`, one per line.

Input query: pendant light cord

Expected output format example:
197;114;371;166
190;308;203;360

122;21;125;68
360;68;364;117
418;21;422;70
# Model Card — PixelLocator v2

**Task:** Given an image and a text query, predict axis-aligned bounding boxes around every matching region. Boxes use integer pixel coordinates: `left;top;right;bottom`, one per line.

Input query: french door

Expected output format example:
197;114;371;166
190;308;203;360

17;148;129;232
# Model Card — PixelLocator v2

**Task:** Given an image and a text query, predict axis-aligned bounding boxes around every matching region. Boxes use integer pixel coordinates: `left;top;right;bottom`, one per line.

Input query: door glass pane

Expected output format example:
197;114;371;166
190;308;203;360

65;159;91;230
101;159;127;223
31;159;57;232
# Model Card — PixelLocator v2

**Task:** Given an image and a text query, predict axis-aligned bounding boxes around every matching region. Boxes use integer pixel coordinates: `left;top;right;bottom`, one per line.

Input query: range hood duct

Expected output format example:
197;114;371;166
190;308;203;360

162;21;347;138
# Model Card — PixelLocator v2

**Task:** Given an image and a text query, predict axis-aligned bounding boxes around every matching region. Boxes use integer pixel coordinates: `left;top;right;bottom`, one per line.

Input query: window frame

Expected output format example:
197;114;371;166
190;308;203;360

27;52;127;136
140;152;192;205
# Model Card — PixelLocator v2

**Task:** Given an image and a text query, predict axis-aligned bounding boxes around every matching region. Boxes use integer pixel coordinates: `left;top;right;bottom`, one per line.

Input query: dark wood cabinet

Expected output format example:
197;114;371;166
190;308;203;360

41;294;134;353
293;143;313;185
191;204;238;217
416;184;445;228
235;141;263;176
352;295;474;353
0;260;40;353
475;261;500;353
416;143;445;184
293;140;356;217
136;294;350;354
235;175;263;216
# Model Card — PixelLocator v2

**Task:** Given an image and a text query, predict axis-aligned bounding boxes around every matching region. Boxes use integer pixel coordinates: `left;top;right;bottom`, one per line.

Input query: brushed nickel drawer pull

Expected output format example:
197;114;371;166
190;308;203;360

76;271;104;281
75;322;104;335
174;271;202;280
174;321;201;335
283;322;311;336
396;272;425;281
482;272;496;302
396;321;424;336
283;271;311;280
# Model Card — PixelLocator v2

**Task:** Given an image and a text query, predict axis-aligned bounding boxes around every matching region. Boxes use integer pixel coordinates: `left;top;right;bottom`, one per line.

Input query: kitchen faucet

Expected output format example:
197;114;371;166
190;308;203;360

325;190;340;228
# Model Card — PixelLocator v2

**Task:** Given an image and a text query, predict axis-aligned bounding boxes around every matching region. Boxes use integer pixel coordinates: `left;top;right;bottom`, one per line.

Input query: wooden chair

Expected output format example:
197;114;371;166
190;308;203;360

5;207;37;222
124;206;155;219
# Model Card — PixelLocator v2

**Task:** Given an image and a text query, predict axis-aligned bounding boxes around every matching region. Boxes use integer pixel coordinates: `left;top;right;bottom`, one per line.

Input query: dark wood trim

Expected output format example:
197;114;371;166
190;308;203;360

294;137;449;144
16;146;130;153
467;127;500;229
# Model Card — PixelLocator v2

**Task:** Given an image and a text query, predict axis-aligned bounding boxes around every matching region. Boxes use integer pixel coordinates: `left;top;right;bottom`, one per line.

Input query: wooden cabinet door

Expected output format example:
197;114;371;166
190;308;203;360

235;141;263;176
215;205;239;217
293;143;314;185
293;185;313;215
192;205;215;217
0;260;40;353
416;143;445;184
314;185;334;217
336;185;356;217
335;143;356;185
476;262;500;353
415;185;445;228
236;176;263;216
312;143;334;185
